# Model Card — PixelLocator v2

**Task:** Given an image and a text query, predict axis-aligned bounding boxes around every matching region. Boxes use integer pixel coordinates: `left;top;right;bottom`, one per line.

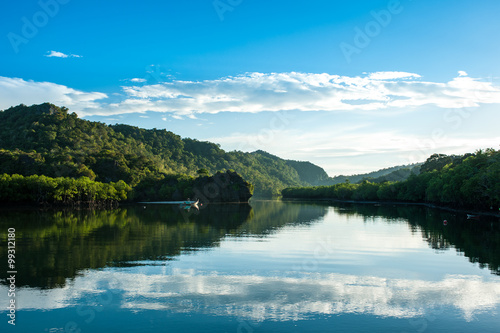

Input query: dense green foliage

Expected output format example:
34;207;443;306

283;149;500;210
0;169;253;205
132;170;253;202
0;173;131;206
0;104;328;196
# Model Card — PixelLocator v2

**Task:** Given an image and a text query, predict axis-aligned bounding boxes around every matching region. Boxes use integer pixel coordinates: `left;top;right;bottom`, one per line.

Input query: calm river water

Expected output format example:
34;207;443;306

1;201;499;332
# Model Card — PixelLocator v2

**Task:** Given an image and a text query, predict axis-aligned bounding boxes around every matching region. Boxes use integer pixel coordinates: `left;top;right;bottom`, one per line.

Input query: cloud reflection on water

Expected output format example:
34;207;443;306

8;268;500;322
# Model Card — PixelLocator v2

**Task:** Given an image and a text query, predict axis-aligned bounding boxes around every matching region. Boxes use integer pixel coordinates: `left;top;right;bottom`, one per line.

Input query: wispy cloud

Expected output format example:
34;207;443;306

45;50;82;58
2;72;500;119
129;78;147;83
92;71;500;117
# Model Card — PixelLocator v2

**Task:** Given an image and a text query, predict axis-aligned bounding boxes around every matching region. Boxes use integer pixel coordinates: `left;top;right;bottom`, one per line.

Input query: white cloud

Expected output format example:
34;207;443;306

3;72;500;118
83;71;500;117
0;76;107;112
130;78;147;83
45;50;82;58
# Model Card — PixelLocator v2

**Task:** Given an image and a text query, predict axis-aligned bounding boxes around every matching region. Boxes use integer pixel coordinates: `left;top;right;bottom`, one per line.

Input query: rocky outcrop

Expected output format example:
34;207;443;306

192;170;253;203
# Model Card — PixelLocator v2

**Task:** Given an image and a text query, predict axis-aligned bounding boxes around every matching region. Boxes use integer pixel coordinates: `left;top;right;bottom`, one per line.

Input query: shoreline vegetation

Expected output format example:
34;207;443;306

0;169;253;207
282;149;500;214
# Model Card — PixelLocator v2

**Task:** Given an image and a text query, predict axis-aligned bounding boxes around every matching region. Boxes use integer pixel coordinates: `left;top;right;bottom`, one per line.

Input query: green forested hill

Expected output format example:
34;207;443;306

250;150;330;185
283;149;500;211
0;103;329;196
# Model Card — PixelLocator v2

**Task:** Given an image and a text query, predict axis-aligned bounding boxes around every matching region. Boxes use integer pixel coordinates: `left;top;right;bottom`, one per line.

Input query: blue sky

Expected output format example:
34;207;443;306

1;0;500;175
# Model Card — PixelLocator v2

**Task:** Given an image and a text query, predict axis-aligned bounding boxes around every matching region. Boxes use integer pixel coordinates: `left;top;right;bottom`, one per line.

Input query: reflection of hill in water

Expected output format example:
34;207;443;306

333;202;500;275
236;200;329;236
0;201;328;289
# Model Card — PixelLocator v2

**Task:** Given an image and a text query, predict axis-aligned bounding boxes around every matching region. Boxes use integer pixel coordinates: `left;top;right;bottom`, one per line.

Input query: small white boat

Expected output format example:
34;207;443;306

140;201;197;205
180;199;200;210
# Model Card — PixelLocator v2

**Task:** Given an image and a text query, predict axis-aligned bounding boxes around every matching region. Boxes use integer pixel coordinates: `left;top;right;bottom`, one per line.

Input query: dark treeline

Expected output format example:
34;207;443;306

0;103;329;196
282;149;500;211
0;169;253;206
133;169;253;203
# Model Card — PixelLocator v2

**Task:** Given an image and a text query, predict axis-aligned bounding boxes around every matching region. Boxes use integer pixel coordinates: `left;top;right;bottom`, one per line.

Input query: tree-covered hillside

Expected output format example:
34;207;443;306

0;103;328;196
250;150;330;186
283;149;500;211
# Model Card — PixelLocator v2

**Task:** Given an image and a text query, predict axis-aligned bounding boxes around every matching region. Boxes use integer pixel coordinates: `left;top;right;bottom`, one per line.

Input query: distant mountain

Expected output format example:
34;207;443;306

321;163;422;185
0;103;329;197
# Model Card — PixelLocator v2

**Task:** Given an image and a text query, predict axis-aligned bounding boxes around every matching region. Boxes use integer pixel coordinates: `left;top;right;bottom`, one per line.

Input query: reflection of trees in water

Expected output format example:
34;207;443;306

0;205;249;289
333;202;500;275
239;201;329;236
0;202;329;289
9;201;497;291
